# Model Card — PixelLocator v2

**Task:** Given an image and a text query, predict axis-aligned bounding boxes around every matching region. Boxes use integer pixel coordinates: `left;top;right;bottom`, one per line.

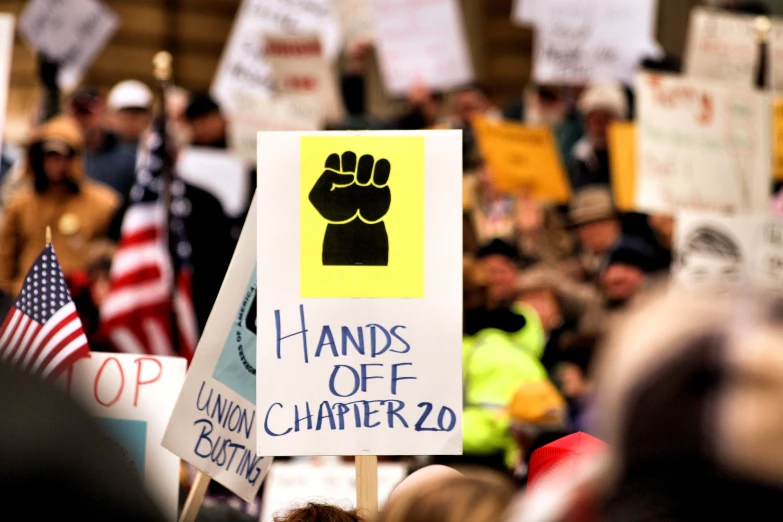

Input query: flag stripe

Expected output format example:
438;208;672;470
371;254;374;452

37;327;87;377
30;317;82;373
3;316;31;361
22;305;78;370
10;323;42;365
0;309;22;358
41;336;89;380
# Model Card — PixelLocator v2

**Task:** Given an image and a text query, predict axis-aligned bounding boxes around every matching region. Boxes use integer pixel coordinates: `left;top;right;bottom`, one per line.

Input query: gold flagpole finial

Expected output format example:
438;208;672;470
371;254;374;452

755;16;772;44
45;226;52;244
153;51;173;82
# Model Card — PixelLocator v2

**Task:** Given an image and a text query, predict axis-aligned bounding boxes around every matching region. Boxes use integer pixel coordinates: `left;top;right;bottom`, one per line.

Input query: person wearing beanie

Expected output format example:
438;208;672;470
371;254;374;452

599;236;654;310
184;93;228;149
567;82;628;191
476;239;523;308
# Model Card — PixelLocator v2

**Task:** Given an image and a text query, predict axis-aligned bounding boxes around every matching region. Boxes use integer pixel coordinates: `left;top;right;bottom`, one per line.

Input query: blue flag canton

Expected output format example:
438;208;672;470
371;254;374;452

15;245;71;323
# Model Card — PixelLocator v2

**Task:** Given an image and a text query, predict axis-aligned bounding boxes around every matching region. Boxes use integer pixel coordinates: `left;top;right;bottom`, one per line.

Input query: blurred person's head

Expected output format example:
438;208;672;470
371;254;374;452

68;87;106;145
577;83;628;150
28;116;84;194
525;84;568;128
476;239;521;306
599;237;653;306
379;475;513;522
675;226;742;294
517;269;564;333
556;333;599;400
85;240;115;307
569;186;621;255
272;502;364;522
648;213;675;249
387;465;463;506
185;92;227;147
727;1;771;15
464;256;489;312
509;380;568;454
107;80;154;143
452;83;492;128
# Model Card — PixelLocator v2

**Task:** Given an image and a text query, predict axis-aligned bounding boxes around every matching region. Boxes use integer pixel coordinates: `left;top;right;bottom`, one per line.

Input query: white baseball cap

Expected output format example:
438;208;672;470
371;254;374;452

107;80;153;111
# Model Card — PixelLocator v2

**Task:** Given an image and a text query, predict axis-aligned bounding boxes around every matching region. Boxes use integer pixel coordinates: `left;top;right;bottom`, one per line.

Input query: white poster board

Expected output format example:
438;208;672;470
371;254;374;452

369;0;474;96
163;196;273;503
513;0;659;85
256;130;463;456
635;72;772;215
60;352;186;522
177;147;249;218
260;460;407;522
684;7;783;91
211;0;340;115
333;0;374;46
263;34;345;124
228;93;323;165
0;15;14;153
673;212;783;295
19;0;119;92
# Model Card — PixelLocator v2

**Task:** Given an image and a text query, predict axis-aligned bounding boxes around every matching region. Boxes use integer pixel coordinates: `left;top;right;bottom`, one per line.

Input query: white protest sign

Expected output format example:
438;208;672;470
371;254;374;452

60;352;186;522
369;0;474;96
211;0;340;115
19;0;119;92
673;212;783;295
163;196;273;503
228;93;323;165
177;147;249;218
260;460;406;522
635;72;772;215
263;34;345;124
516;0;659;85
256;131;463;456
0;15;14;153
333;0;374;46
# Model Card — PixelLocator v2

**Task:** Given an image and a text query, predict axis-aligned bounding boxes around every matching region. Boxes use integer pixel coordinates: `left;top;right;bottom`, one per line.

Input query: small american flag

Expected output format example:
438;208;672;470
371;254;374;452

100;116;197;360
0;244;90;379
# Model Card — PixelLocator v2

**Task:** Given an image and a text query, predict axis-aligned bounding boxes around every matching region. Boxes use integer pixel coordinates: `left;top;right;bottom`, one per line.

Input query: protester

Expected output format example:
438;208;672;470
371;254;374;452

568;186;622;282
107;80;154;144
272;503;364;522
475;239;524;308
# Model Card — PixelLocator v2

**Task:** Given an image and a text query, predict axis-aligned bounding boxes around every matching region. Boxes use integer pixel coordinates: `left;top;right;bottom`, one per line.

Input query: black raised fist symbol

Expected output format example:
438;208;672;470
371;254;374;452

309;151;391;266
245;295;257;335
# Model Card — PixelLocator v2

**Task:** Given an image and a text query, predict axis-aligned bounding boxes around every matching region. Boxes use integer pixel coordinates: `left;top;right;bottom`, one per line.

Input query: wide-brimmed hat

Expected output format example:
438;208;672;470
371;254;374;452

568;186;616;227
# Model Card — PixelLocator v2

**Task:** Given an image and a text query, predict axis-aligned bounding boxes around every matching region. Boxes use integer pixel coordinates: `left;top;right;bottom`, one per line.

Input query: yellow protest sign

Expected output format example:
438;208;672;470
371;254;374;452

300;135;425;298
472;118;571;203
608;122;637;212
774;98;783;181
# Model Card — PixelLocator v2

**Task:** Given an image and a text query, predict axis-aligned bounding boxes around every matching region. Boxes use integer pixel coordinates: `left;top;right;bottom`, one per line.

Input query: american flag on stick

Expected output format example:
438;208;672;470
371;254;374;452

0;243;90;379
100;115;198;361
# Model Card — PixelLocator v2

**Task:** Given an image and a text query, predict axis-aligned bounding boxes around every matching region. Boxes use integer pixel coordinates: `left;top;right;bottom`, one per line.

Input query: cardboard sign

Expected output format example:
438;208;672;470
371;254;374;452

19;0;118;92
256;130;463;456
473;118;570;203
673;212;783;295
177;147;248;218
163;196;273;503
635;72;772;215
514;0;659;85
333;0;374;46
60;353;186;521
684;7;783;90
0;15;14;154
211;0;341;115
260;460;406;521
608;121;637;212
775;98;783;181
263;34;345;124
228;92;324;165
369;0;474;96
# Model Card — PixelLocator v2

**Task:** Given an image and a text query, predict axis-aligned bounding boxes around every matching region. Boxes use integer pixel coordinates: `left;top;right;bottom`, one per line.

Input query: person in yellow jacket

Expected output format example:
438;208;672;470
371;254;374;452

0;116;120;295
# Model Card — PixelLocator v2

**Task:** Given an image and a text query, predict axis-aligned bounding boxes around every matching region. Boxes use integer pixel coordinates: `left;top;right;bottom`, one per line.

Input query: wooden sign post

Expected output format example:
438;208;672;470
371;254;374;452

356;456;379;517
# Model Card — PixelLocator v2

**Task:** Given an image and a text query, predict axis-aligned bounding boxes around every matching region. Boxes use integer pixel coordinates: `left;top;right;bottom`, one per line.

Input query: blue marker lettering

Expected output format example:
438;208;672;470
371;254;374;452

275;304;309;363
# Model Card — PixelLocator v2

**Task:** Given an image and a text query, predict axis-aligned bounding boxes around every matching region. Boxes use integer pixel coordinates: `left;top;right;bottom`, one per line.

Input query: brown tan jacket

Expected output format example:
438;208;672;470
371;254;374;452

0;116;120;294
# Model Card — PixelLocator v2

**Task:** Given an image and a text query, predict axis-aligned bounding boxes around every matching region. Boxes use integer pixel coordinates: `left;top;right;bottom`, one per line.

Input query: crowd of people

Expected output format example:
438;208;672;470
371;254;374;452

4;1;783;521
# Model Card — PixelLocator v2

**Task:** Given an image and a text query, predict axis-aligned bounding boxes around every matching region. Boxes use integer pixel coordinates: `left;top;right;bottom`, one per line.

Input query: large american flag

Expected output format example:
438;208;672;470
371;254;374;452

100;117;198;361
0;245;90;379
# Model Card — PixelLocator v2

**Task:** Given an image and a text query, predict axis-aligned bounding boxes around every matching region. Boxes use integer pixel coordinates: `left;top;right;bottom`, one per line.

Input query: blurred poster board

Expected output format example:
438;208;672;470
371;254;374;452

163;197;274;503
19;0;118;92
473;117;571;203
333;0;374;46
369;0;474;96
635;72;771;216
684;7;783;90
673;212;783;296
0;15;14;153
775;98;783;181
608;121;637;212
263;34;345;124
261;460;406;522
228;92;323;165
177;147;248;218
211;0;340;115
513;0;659;85
60;353;186;522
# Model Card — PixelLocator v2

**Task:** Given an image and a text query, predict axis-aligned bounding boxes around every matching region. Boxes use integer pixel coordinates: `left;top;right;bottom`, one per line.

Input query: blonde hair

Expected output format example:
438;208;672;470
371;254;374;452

377;476;514;522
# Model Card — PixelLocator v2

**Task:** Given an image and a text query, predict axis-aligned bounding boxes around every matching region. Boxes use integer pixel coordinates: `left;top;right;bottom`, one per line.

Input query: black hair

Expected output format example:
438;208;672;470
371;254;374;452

184;92;221;121
682;226;742;262
30;142;79;194
454;82;492;98
729;1;771;15
476;238;521;265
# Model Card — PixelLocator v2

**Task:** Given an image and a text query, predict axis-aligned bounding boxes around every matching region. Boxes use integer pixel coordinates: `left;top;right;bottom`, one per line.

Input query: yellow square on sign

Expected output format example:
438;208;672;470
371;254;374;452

300;135;425;298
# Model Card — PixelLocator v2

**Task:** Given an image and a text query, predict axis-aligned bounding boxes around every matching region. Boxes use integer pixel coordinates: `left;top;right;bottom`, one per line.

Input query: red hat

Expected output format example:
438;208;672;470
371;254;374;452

527;432;608;489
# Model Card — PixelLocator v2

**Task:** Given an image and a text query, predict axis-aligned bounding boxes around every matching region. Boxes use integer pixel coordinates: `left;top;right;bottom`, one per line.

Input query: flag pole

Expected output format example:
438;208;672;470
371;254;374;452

45;226;51;245
179;470;211;522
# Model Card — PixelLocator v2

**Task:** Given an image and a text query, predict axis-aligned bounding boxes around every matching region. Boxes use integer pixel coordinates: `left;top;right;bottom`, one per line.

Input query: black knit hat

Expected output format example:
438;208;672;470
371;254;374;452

604;236;654;273
476;238;521;265
185;92;221;121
